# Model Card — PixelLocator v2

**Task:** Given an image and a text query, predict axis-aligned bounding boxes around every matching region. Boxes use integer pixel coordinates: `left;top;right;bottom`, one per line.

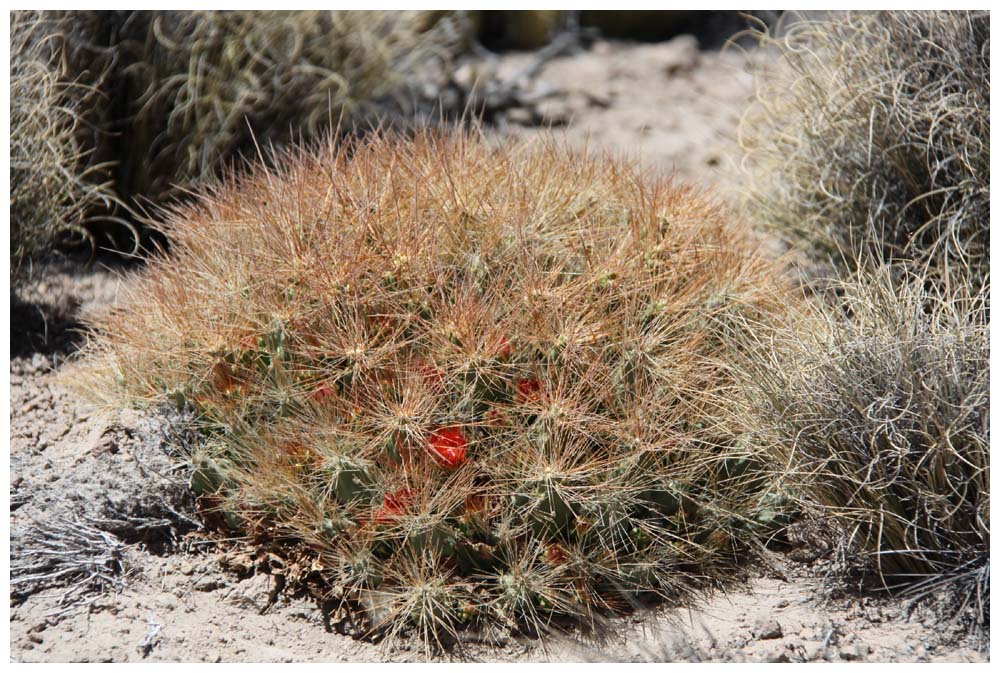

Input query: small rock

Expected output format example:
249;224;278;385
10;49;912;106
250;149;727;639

752;641;790;663
178;562;196;576
753;617;783;640
194;576;226;592
535;98;575;125
839;644;866;661
28;633;43;644
88;432;118;456
505;107;535;126
802;642;825;661
453;63;480;91
591;40;613;56
158;596;178;612
118;409;143;432
658;35;700;75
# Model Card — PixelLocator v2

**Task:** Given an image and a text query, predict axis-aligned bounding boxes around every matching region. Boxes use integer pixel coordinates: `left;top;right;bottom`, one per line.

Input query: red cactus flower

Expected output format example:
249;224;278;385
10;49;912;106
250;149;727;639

428;426;469;468
375;487;415;523
414;357;445;387
515;377;543;403
497;336;512;358
483;407;510;427
544;543;569;565
311;384;336;403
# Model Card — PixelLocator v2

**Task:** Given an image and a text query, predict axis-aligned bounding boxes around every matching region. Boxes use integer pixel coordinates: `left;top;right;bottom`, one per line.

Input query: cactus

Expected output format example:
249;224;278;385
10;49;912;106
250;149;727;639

75;129;791;644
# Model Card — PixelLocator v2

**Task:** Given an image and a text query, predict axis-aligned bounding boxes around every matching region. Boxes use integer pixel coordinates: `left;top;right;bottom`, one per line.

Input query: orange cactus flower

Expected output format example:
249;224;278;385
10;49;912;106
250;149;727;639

281;440;317;468
428;426;469;468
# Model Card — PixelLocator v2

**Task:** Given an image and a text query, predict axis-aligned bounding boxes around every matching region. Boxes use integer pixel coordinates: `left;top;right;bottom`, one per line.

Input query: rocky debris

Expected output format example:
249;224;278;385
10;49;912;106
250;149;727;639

488;36;769;198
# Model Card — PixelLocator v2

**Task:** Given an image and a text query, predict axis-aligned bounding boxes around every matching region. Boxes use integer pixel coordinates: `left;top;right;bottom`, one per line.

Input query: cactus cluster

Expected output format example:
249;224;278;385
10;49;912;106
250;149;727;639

76;130;789;644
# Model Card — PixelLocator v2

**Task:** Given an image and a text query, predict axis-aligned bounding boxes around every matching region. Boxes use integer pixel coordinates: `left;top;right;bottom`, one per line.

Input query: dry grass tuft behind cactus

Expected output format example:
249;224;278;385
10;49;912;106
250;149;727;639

737;268;989;631
741;11;989;296
74;129;790;646
61;10;470;206
10;11;120;276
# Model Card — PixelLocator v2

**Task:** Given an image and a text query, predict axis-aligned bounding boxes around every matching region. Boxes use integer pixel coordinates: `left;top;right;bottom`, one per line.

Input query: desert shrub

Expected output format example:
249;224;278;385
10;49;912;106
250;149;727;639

741;11;990;296
74;130;790;646
58;10;471;206
9;11;120;276
738;268;989;626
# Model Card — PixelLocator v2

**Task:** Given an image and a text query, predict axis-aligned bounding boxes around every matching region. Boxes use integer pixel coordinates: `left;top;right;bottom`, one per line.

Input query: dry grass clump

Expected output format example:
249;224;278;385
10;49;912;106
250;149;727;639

741;11;990;296
62;10;470;206
739;269;989;626
9;11;119;276
75;130;789;646
10;517;132;616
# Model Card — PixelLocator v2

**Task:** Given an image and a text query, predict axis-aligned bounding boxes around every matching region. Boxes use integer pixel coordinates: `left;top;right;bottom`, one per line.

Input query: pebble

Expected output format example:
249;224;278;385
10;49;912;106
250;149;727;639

753;617;783;640
839;644;867;661
505;107;535;126
194;577;226;592
752;641;790;663
802;642;825;661
159;596;178;612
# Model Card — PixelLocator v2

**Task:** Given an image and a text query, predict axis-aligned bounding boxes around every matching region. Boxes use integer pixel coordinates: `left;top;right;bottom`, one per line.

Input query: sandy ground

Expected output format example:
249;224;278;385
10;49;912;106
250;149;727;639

8;36;988;663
